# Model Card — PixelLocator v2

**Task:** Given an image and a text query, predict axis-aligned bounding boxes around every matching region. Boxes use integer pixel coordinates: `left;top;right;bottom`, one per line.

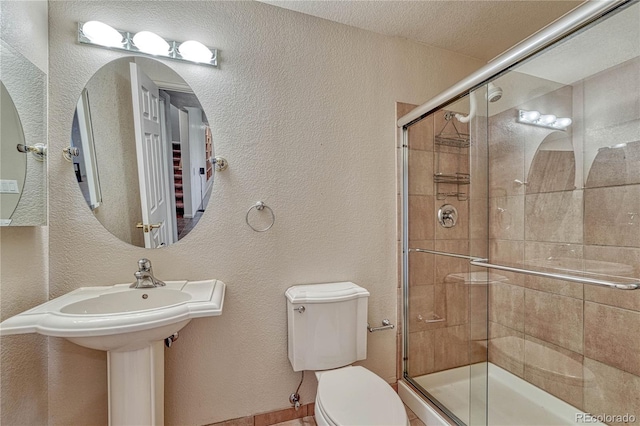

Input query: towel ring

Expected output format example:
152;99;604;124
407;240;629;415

246;201;275;232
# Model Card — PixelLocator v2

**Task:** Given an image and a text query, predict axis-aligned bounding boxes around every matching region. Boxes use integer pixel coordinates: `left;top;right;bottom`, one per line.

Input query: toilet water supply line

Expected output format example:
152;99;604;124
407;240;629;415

289;371;304;410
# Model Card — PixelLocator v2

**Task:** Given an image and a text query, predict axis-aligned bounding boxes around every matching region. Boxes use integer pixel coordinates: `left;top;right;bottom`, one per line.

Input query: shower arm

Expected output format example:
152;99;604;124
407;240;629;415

454;92;476;124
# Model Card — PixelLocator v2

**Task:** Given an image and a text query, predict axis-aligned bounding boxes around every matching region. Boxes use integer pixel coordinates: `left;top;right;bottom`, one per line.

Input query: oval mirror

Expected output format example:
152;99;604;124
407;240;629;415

526;131;575;194
1;81;27;225
71;57;214;248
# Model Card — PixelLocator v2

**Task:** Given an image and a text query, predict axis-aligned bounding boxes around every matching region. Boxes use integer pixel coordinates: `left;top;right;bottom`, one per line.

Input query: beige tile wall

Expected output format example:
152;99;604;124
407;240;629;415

487;63;640;423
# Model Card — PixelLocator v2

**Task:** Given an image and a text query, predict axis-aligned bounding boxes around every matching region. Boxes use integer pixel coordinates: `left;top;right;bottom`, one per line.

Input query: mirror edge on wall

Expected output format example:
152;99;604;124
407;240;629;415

0;38;48;227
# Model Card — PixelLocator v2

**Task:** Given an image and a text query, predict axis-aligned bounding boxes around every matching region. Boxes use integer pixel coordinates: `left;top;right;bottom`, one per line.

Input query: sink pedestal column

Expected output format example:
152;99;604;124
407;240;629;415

107;341;164;425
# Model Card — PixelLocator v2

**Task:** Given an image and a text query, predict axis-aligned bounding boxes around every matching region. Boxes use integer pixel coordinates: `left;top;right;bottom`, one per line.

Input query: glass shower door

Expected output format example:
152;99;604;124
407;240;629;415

403;89;489;426
402;2;640;426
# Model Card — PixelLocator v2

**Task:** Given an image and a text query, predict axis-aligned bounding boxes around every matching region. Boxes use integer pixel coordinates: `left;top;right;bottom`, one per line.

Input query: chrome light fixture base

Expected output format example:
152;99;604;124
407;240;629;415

78;22;218;67
517;110;572;131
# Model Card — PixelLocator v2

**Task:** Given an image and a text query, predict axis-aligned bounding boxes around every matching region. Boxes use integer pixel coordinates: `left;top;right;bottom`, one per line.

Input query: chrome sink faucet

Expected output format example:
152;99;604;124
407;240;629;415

130;258;166;289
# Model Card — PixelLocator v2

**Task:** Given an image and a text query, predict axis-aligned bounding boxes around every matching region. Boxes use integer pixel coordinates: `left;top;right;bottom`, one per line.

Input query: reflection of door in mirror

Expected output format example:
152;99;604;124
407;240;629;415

71;89;102;209
72;57;213;248
0;81;27;225
130;62;173;248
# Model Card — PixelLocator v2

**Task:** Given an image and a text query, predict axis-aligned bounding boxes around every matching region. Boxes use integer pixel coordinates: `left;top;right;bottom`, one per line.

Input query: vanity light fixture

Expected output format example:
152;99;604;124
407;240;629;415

518;110;572;131
81;21;124;48
78;21;218;67
178;40;214;63
132;31;171;56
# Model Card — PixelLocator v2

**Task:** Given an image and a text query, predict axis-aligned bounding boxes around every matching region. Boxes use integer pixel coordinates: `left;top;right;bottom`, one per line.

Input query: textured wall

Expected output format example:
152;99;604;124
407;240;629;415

0;228;49;425
47;1;482;424
0;1;49;425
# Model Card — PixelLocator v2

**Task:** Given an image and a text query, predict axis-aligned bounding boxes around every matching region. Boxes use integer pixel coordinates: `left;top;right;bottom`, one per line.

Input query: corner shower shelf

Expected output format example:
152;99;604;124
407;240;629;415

434;112;471;200
434;134;470;149
434;173;470;185
435;111;470;148
434;172;470;201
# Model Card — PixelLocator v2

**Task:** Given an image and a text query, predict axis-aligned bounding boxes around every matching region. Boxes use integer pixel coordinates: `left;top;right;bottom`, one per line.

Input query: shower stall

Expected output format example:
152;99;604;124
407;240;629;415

399;1;640;425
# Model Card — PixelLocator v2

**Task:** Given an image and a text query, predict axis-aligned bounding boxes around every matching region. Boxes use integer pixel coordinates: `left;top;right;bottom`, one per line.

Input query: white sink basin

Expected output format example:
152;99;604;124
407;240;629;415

0;279;225;351
60;288;192;314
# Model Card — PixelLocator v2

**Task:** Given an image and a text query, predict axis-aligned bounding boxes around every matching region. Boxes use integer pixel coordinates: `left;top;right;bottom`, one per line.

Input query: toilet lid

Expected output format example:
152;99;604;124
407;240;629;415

316;366;407;426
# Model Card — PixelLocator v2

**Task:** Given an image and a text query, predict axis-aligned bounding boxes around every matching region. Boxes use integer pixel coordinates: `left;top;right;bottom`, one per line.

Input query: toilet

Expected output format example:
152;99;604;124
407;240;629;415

285;282;408;426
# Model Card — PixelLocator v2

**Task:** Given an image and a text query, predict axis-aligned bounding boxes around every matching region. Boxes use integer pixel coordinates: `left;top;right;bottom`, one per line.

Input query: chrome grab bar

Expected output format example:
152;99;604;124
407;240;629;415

410;247;639;290
470;260;639;290
368;319;395;332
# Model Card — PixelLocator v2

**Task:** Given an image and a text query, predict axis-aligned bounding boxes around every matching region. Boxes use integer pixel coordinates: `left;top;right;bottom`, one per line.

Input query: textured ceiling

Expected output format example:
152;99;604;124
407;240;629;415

259;0;584;61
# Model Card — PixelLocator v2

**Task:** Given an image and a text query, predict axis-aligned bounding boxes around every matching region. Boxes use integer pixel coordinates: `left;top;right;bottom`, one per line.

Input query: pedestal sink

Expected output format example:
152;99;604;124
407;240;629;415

0;279;225;425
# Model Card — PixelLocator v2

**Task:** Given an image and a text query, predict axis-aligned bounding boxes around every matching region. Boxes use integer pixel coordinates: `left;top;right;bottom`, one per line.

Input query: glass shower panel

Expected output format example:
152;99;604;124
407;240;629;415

468;84;489;426
484;3;640;424
404;91;489;426
404;3;639;425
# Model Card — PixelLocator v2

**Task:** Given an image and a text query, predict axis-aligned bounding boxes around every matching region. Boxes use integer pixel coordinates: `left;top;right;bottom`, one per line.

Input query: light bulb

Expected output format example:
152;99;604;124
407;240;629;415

82;21;123;47
538;114;557;125
178;40;213;63
553;117;573;129
132;31;170;56
520;110;541;122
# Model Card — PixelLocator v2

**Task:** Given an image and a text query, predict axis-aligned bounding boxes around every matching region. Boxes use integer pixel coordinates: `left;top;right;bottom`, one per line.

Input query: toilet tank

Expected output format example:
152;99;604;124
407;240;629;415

285;282;370;372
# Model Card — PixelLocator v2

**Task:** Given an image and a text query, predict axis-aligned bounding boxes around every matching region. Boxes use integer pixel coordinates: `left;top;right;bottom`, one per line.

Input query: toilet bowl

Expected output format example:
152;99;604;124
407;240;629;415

314;366;408;426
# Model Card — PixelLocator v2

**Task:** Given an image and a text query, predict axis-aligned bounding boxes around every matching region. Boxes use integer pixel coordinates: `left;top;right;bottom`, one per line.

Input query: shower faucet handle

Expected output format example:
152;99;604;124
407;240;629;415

438;204;458;228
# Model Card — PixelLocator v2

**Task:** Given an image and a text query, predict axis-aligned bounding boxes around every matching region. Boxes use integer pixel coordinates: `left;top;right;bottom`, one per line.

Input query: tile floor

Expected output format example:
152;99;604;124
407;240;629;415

270;404;426;426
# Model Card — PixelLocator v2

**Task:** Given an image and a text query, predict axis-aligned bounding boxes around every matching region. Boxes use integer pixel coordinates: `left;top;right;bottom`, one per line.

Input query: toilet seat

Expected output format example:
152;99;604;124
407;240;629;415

315;366;408;426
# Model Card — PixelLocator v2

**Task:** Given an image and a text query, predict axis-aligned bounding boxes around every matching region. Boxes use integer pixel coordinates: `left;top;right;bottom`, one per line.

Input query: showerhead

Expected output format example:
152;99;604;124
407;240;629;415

487;82;503;103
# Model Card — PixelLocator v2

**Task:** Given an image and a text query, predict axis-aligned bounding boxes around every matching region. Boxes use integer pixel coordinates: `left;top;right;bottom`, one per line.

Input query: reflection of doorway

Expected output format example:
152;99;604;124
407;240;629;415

164;90;213;239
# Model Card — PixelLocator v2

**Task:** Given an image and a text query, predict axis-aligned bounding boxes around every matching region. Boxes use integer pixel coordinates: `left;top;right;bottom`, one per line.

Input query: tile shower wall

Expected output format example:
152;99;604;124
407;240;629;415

488;59;640;424
398;102;487;379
